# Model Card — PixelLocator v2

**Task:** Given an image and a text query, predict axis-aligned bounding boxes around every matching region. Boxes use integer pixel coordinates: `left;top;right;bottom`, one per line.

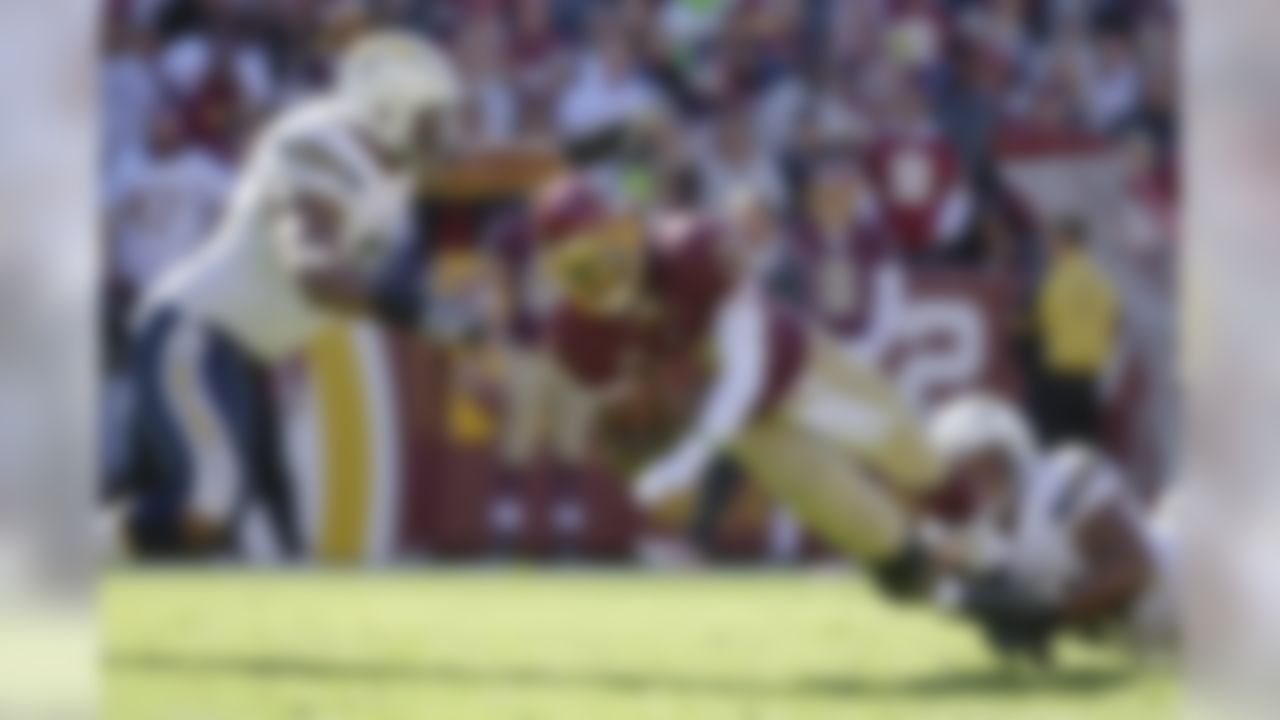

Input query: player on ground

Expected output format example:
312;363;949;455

530;175;944;597
922;393;1179;660
114;32;469;557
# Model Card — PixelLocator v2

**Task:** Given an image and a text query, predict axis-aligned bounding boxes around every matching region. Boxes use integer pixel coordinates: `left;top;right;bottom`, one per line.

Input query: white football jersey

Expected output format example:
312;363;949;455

1000;446;1139;602
145;98;415;361
960;444;1178;650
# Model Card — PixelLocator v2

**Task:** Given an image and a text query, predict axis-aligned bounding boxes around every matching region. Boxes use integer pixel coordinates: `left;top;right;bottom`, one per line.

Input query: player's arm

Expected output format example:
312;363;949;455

958;466;1154;658
1060;500;1154;627
633;286;768;506
278;191;474;339
287;196;363;312
277;192;393;317
419;115;660;201
850;253;908;367
268;133;396;317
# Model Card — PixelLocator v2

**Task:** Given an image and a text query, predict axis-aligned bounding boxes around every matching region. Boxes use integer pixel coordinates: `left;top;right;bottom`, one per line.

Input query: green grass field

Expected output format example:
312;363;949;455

104;569;1177;719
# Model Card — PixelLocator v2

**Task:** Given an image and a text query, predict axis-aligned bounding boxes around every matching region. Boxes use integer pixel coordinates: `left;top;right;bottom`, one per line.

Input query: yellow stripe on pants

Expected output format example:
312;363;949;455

307;327;370;563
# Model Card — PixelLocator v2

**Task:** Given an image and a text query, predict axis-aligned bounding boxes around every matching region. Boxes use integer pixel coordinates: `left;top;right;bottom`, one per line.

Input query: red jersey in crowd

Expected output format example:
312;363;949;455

548;212;807;418
789;213;900;340
865;129;969;256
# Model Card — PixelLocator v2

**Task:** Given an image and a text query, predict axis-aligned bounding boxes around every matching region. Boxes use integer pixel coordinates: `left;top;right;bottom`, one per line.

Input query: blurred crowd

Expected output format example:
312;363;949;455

102;0;1177;267
100;0;1179;492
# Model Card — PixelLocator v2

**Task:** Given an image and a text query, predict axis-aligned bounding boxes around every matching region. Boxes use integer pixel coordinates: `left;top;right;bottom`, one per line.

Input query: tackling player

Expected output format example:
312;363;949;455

483;210;604;557
529;175;945;597
922;393;1179;660
114;32;470;557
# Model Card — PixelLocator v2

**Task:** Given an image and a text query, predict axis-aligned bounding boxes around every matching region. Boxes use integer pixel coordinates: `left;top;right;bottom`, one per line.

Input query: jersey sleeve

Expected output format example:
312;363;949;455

633;286;769;503
1049;448;1127;530
265;131;366;271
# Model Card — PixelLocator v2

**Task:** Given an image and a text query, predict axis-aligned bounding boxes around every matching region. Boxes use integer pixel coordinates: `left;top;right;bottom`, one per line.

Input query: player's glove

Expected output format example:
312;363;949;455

960;571;1060;665
632;444;706;508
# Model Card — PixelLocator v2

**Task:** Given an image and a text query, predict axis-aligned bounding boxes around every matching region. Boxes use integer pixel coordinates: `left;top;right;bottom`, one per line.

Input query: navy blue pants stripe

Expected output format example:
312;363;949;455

123;307;299;557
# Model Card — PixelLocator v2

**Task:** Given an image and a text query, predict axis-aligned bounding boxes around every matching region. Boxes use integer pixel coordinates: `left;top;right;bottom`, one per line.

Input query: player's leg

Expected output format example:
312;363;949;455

491;344;548;553
685;455;746;556
207;330;301;559
787;335;943;499
546;363;601;556
732;418;923;587
124;309;246;556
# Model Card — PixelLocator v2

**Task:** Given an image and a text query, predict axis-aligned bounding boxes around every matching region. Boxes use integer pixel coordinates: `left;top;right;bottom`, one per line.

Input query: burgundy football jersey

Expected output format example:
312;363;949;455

789;216;898;339
548;212;809;418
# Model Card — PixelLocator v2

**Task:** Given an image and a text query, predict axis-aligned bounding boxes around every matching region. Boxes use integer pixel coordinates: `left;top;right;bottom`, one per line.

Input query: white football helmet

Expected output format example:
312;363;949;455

337;31;461;158
927;392;1037;475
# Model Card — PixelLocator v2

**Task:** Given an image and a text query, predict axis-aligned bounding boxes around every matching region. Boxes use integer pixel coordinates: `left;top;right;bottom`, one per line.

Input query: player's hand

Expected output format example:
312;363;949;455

961;572;1060;664
631;437;714;509
632;458;693;509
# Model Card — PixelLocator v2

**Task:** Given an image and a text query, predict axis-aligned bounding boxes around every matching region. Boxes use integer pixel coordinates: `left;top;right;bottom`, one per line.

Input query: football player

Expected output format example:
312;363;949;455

114;32;471;557
483;210;605;557
530;175;944;597
922;393;1179;660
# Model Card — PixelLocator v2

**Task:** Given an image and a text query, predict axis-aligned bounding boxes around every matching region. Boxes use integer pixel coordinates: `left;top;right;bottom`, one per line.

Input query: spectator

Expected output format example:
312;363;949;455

102;18;161;178
555;11;661;141
826;0;886;67
454;17;519;147
790;156;904;365
884;0;948;73
1082;26;1142;132
1030;217;1119;445
864;75;973;261
698;106;785;211
1001;60;1091;145
962;0;1034;69
106;107;231;305
659;0;731;54
158;15;274;113
271;0;373;100
758;58;869;159
934;37;1005;169
716;0;805;91
506;0;569;99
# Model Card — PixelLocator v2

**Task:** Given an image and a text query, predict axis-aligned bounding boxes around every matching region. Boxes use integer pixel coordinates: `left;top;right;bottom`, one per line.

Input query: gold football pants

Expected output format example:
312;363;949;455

731;334;941;562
